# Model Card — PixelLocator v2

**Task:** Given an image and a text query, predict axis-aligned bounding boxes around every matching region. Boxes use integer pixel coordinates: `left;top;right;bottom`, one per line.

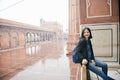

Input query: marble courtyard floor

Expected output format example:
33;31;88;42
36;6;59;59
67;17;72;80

0;41;120;80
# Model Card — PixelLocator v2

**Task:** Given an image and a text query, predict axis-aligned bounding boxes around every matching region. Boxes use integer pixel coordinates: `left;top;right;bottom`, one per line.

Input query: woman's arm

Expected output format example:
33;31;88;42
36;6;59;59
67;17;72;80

76;38;87;64
90;40;95;60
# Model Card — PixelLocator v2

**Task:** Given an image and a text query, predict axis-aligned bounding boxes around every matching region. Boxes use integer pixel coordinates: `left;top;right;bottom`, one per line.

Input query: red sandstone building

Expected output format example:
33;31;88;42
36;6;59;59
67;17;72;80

67;0;119;67
0;18;64;77
0;18;63;50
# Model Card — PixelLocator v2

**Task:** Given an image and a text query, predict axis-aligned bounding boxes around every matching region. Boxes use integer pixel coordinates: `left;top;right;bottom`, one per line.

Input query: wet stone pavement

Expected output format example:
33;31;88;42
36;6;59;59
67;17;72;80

0;41;120;80
0;41;80;80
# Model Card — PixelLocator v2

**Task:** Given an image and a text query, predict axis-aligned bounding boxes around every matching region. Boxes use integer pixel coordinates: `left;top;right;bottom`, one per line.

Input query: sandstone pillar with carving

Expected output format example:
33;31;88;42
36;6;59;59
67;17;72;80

67;0;80;54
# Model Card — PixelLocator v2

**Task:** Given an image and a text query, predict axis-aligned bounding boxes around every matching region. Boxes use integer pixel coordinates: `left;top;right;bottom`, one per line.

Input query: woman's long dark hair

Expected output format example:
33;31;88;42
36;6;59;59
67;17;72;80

81;27;93;39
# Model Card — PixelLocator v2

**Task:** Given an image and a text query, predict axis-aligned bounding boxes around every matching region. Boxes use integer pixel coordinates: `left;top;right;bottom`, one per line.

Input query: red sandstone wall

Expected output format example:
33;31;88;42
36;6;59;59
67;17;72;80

80;0;119;24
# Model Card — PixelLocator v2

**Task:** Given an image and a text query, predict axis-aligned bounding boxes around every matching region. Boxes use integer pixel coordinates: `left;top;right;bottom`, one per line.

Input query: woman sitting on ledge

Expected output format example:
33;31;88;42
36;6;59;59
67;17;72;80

76;27;114;80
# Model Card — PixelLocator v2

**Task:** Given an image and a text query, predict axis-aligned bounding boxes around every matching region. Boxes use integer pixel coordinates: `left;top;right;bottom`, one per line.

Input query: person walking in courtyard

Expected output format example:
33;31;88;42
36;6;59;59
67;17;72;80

76;27;114;80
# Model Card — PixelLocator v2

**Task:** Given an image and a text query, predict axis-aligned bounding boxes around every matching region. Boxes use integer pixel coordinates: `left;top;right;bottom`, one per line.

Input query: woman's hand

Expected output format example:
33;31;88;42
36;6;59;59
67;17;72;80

82;59;88;65
91;60;95;65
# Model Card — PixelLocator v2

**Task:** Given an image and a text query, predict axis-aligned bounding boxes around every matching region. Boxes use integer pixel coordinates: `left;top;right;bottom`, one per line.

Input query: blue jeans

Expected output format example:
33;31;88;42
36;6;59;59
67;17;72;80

87;59;114;80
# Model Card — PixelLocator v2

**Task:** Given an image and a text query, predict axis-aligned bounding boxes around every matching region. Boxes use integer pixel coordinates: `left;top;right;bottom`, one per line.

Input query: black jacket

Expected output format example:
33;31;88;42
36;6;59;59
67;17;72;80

76;38;95;65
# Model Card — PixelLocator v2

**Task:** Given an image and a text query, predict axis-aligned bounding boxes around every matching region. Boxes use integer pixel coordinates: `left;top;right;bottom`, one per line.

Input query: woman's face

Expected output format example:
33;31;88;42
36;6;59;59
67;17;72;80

84;29;90;39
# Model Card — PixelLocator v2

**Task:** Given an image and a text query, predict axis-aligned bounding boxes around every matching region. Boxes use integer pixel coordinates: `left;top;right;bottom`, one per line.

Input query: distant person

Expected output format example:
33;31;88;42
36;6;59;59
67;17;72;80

76;27;114;80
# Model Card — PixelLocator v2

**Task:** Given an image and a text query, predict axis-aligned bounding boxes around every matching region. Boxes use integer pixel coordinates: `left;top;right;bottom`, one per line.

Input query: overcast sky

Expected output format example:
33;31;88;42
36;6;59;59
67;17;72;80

0;0;68;32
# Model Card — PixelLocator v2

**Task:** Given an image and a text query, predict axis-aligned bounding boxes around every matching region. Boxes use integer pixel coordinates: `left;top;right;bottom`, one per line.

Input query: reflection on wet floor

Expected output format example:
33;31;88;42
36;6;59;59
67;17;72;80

0;41;80;80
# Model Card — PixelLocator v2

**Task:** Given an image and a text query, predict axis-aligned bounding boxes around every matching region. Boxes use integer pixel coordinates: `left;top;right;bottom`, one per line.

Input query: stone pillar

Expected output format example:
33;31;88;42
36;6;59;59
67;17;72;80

67;0;80;54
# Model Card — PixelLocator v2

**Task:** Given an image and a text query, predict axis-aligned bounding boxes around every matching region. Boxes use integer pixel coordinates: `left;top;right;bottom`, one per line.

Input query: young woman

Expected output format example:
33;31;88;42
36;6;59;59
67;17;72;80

76;27;114;80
